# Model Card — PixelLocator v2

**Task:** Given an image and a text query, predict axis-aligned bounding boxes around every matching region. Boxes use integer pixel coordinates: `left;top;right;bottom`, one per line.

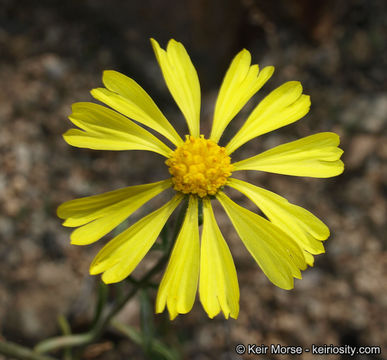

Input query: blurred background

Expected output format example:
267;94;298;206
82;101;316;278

0;0;386;359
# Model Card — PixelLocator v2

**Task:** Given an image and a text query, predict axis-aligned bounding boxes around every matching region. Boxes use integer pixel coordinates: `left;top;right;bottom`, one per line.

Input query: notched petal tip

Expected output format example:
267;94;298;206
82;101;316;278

89;87;104;101
238;48;252;61
102;69;118;78
167;38;180;48
70;236;85;246
168;309;179;321
277;80;304;101
262;65;275;76
316;221;330;240
281;281;295;291
150;37;162;53
89;266;101;276
62;129;80;144
101;271;118;284
149;37;158;45
56;202;67;219
287;80;302;89
101;70;125;88
319;131;341;144
303;94;311;107
335;159;345;175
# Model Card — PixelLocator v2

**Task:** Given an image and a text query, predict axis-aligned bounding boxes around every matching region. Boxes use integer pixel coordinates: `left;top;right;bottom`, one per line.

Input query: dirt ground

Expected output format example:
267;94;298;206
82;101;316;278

0;0;386;359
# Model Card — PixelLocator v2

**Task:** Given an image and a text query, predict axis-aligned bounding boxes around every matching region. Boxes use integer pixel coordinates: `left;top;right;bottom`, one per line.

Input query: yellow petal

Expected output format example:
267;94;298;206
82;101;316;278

58;179;171;228
304;251;315;267
64;102;172;157
68;181;172;245
90;194;183;283
210;48;274;142
216;192;306;289
233;132;344;177
227;178;328;261
156;196;199;320
90;77;182;147
199;199;239;319
151;38;201;138
226;81;310;154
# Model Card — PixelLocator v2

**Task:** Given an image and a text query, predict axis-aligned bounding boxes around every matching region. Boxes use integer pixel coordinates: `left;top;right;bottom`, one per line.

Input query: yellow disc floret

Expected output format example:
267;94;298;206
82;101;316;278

166;135;233;198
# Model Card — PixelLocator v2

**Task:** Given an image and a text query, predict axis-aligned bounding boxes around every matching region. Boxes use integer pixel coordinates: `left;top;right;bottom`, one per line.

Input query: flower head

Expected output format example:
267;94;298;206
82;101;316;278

58;38;344;320
166;135;233;197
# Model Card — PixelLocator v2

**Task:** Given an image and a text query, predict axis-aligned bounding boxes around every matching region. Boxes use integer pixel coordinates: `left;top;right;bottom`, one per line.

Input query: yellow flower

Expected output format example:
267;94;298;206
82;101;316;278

58;39;344;320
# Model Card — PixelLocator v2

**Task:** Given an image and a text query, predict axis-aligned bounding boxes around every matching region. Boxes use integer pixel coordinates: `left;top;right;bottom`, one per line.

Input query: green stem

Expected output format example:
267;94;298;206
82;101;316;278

35;199;188;355
34;274;143;354
35;214;183;353
111;320;179;360
92;282;109;326
0;340;57;360
139;288;155;356
57;315;72;360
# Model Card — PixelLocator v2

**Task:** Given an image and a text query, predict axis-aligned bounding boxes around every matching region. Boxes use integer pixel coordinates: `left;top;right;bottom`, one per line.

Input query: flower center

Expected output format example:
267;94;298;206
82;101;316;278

166;135;233;198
